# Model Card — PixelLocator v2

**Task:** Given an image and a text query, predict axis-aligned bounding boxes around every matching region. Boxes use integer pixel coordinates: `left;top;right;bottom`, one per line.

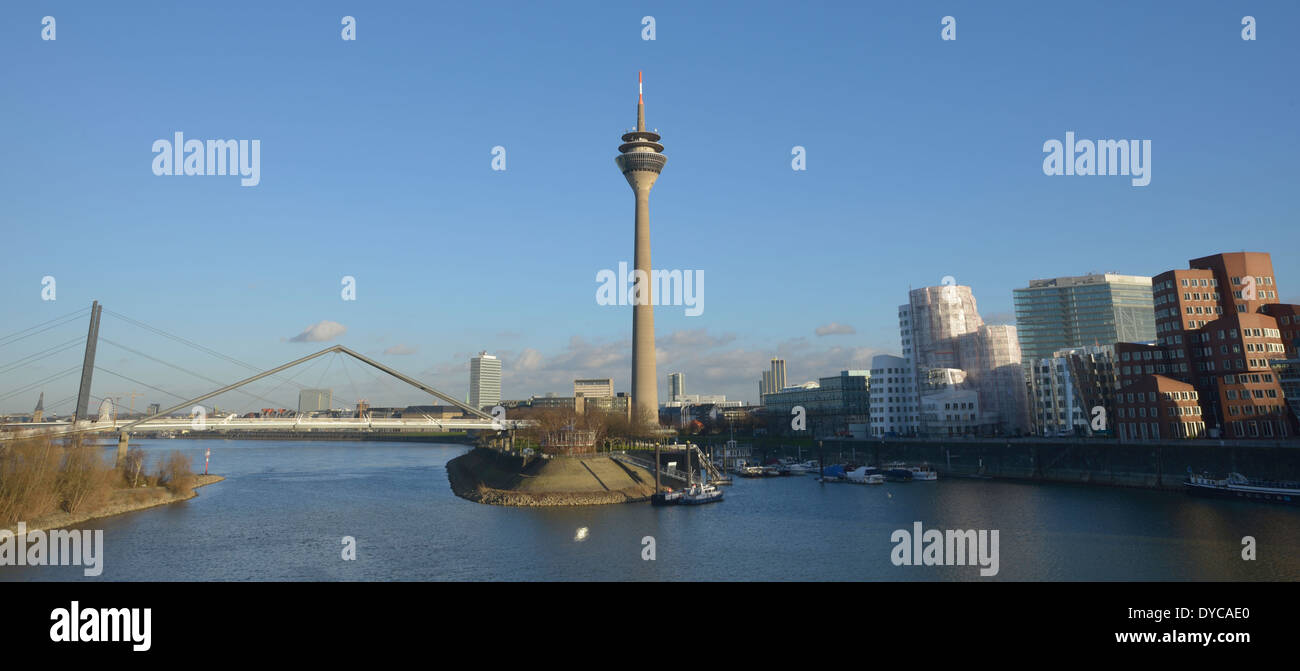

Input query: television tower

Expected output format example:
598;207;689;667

615;72;666;426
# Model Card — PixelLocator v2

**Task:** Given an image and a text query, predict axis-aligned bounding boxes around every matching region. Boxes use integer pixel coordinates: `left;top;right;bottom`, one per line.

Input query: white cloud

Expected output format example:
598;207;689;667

815;322;857;336
289;320;347;343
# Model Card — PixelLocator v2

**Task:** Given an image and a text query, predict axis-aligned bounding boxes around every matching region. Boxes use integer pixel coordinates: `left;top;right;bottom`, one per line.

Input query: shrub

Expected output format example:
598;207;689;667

0;434;65;525
155;450;196;495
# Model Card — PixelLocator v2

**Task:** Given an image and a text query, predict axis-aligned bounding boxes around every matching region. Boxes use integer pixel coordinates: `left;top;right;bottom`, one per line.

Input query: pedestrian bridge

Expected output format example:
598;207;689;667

1;344;532;440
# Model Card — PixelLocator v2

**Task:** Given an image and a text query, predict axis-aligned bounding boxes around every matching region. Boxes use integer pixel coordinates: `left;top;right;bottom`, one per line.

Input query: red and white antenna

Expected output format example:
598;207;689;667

638;71;643;103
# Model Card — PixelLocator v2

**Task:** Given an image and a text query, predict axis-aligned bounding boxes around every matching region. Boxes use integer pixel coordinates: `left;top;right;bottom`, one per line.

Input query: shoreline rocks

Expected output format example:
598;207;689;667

447;448;655;507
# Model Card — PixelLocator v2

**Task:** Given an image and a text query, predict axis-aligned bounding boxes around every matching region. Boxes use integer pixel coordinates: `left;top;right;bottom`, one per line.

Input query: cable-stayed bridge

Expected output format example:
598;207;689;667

0;303;528;457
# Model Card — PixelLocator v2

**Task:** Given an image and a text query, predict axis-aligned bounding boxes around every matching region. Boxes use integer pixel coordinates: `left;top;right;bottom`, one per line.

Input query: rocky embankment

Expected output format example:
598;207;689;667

6;474;225;534
447;448;657;506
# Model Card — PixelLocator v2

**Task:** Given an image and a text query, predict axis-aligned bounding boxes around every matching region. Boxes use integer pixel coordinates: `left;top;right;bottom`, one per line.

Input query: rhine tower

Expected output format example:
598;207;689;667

615;72;666;426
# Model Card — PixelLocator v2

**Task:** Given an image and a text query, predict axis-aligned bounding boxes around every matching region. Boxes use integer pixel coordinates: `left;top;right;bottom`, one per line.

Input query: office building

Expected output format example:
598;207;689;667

1115;252;1296;439
770;358;787;395
1014;273;1156;370
469;351;501;411
1029;345;1117;436
298;388;332;415
573;378;614;399
668;372;684;401
760;370;870;437
868;354;916;437
901;285;1030;435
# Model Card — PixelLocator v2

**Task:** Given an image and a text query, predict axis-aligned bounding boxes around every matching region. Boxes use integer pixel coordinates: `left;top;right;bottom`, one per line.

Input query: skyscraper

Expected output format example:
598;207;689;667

770;358;787;393
668;372;684;401
1014;273;1155;369
469;351;501;411
616;72;667;426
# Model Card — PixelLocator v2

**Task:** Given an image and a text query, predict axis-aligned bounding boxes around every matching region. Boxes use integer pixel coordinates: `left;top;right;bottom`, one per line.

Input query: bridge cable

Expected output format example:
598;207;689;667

0;308;91;349
346;352;406;407
0;336;85;375
92;366;192;404
42;393;81;412
313;352;337;390
338;354;362;411
248;352;328;412
0;365;83;403
101;309;311;390
99;337;307;411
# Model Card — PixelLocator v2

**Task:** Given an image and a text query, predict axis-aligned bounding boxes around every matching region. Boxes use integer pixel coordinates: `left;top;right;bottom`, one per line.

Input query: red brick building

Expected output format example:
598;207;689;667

1114;375;1205;440
1115;252;1298;440
1262;303;1300;357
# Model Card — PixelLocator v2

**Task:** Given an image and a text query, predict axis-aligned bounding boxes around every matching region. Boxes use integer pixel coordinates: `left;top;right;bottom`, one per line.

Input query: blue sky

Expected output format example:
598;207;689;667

2;1;1298;413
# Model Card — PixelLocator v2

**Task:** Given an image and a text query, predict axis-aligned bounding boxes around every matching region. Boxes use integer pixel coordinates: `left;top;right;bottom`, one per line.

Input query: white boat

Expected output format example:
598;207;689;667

909;465;938;481
785;460;821;474
846;466;886;484
680;482;724;505
1186;472;1299;504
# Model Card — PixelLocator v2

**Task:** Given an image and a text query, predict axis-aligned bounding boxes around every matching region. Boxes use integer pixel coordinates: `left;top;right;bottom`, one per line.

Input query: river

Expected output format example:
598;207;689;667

2;439;1296;581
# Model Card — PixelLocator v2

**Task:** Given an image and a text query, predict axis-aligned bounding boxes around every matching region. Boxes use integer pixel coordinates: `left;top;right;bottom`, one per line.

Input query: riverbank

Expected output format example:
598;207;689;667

698;436;1300;491
146;431;472;443
447;448;657;506
4;474;224;534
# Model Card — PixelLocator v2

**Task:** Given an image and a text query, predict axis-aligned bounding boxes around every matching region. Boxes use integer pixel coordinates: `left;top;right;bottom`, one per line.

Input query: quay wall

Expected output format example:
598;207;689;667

736;438;1300;491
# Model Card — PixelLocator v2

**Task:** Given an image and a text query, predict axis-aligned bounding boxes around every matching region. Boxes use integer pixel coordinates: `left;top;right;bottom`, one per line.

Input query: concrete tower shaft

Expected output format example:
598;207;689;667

615;72;666;426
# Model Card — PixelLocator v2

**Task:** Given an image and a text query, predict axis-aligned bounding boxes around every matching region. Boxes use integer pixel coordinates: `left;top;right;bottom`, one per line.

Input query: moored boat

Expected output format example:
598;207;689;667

909;465;938;481
651;488;683;506
817;464;847;483
680;482;724;505
1185;472;1299;504
846;466;885;484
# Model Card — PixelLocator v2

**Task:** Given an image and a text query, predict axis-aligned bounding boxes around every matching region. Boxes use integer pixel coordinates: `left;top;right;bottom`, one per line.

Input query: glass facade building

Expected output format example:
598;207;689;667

1014;273;1155;369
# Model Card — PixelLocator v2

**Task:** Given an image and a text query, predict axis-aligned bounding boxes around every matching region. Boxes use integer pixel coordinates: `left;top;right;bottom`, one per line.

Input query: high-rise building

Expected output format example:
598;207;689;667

469;351;501;411
298;388;332;415
616;72;667;426
901;285;1030;435
146;402;161;417
1014;273;1156;369
770;358;787;394
1116;252;1297;440
760;370;774;398
668;372;684;401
